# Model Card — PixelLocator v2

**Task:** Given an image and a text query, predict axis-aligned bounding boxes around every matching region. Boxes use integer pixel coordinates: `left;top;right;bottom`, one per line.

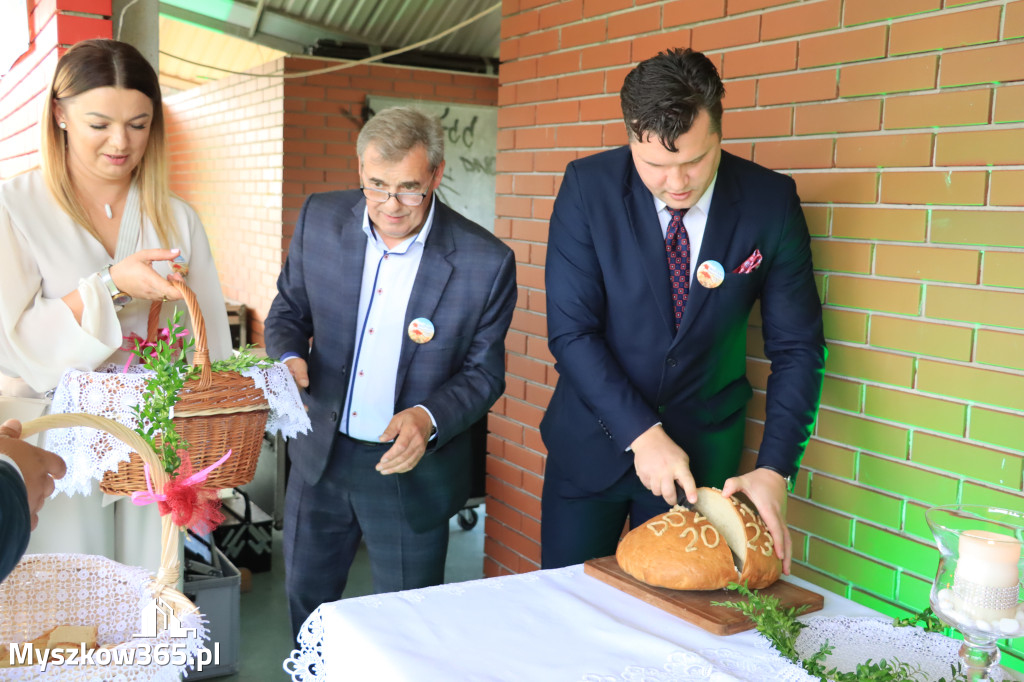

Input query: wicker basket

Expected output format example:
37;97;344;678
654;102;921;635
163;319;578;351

0;414;205;680
100;279;269;496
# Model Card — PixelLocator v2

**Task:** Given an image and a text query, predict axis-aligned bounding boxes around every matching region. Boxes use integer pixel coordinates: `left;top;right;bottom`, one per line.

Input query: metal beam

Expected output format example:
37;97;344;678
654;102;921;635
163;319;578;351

159;0;372;54
249;0;267;38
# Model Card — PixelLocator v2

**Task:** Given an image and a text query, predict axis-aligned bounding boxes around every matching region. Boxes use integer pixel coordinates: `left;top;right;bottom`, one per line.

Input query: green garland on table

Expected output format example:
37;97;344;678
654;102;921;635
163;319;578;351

128;309;274;475
712;583;968;682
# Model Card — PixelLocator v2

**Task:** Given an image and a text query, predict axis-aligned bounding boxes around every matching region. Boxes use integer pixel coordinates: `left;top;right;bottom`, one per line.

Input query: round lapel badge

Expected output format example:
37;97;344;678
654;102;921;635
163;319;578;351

408;318;435;344
696;260;725;289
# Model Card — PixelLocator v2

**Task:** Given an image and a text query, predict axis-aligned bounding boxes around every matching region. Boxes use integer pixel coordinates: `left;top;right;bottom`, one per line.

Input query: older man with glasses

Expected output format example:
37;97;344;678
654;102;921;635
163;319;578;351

265;106;517;639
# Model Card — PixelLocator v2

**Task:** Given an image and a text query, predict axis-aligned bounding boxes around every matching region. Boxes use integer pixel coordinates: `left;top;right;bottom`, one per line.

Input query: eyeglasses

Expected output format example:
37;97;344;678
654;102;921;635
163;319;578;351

360;167;438;207
360;187;429;206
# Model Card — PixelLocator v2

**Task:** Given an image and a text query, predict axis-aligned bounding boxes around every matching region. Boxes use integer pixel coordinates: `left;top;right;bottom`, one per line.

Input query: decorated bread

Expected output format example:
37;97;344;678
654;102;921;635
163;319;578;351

615;487;782;590
695;487;782;589
615;507;738;590
0;625;98;668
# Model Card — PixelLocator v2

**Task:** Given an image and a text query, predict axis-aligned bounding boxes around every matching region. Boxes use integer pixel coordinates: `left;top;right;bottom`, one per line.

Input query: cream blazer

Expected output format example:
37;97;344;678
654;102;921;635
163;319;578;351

0;169;232;396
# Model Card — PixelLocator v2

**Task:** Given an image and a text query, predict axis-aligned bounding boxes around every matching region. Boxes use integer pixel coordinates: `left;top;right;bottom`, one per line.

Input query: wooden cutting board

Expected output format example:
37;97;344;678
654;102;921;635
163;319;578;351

584;555;823;636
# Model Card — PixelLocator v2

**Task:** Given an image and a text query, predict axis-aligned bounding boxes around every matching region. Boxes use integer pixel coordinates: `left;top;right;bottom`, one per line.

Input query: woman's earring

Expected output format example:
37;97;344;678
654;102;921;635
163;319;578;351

58;122;67;130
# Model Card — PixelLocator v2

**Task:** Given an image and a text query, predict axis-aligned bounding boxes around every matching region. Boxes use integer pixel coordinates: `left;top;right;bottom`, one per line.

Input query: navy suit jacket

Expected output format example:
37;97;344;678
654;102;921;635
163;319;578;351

0;460;30;583
265;191;516;532
541;147;825;494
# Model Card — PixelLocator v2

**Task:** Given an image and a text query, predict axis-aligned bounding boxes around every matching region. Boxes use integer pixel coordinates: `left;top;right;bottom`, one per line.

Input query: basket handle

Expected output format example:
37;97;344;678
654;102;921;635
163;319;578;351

18;413;184;590
20;413;168;493
146;278;213;390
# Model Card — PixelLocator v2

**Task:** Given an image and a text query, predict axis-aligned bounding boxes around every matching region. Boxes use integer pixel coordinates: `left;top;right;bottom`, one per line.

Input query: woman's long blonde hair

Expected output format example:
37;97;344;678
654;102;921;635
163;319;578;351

40;39;175;247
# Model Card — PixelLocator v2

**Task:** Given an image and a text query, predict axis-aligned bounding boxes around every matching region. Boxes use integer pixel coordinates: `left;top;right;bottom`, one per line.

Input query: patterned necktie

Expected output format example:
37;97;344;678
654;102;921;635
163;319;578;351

665;207;690;329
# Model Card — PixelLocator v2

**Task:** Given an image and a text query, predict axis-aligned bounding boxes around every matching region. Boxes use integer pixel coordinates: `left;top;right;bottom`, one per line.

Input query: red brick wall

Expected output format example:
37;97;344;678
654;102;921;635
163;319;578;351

165;59;287;339
490;3;1024;658
0;0;112;178
166;57;498;344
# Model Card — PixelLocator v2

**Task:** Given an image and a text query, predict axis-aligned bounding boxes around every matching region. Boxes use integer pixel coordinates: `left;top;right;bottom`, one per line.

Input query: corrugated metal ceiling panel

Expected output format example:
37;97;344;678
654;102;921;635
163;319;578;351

159;0;500;58
265;0;501;57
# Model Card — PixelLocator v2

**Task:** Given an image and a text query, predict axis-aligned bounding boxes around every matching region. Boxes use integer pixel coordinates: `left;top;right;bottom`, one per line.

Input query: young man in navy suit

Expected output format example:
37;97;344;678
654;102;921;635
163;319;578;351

265;107;516;637
0;419;66;582
541;48;826;571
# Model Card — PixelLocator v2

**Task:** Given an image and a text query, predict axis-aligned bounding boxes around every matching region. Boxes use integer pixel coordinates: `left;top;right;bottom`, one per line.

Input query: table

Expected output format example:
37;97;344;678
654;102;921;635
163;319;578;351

282;565;1017;681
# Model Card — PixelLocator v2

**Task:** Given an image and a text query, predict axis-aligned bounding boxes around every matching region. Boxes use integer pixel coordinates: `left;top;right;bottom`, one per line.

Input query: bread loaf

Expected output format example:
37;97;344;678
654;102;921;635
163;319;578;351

0;625;98;668
615;487;782;590
695;487;782;589
615;508;738;590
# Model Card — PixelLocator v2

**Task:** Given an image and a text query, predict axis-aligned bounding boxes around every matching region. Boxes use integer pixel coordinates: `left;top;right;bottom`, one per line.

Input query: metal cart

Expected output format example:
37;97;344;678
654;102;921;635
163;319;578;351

456;416;488;530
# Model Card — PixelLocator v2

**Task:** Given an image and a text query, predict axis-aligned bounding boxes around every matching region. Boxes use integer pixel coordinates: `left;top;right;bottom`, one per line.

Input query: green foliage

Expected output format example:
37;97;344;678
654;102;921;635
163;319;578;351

129;309;193;474
712;583;967;682
713;582;814;665
204;344;275;375
892;606;950;635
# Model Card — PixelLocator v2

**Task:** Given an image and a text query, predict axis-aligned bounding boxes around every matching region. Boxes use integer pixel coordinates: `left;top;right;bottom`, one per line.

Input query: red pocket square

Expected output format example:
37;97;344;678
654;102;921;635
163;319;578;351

733;249;762;274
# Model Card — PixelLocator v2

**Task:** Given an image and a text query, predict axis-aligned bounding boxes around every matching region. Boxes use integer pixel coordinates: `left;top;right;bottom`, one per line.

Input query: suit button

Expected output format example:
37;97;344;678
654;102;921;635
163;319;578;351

658;405;666;415
666;358;678;367
330;411;338;421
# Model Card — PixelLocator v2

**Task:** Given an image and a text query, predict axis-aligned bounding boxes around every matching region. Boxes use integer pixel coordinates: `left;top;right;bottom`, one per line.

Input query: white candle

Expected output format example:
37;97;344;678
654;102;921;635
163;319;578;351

953;529;1021;623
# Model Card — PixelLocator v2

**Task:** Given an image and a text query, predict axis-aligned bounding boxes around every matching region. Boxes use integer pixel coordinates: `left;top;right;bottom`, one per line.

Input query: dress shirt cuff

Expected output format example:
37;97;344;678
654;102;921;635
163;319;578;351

415;404;438;441
79;273;123;350
756;464;796;492
0;454;23;482
625;421;662;453
279;352;301;362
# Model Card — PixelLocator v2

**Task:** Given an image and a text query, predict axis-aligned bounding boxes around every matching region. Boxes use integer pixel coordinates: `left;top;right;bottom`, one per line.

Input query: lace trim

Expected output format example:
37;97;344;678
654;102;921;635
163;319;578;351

0;553;209;681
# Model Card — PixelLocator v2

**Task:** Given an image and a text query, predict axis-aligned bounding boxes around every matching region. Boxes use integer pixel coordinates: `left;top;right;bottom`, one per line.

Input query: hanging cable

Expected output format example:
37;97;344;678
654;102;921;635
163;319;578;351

115;0;144;41
159;2;500;80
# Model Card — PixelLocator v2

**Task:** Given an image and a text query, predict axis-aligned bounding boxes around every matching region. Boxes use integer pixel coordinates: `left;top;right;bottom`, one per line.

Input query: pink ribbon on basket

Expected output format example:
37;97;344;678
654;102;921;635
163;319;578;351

120;327;190;373
131;450;231;534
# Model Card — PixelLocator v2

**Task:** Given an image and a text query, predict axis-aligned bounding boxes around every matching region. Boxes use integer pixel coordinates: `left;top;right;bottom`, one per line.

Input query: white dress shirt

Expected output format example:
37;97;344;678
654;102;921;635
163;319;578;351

342;199;437;441
653;173;718;287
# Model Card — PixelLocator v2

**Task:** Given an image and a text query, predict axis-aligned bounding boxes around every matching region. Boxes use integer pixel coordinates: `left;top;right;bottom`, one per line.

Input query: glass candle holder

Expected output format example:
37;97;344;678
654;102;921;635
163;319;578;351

926;504;1024;681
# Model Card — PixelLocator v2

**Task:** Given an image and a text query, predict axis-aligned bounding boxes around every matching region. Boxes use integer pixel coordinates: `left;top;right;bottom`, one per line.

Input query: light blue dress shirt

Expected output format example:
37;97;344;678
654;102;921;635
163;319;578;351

280;198;441;442
342;200;437;441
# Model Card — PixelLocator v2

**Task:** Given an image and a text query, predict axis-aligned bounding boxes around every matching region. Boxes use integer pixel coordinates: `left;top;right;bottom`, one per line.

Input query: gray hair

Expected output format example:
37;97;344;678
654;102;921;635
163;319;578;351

356;106;445;169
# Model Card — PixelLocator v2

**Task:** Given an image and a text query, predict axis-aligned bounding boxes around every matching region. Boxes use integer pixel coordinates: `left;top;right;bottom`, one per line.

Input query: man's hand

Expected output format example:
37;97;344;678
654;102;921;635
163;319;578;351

630;423;697;507
376;406;433;475
721;467;791;574
284;357;310;389
0;419;67;530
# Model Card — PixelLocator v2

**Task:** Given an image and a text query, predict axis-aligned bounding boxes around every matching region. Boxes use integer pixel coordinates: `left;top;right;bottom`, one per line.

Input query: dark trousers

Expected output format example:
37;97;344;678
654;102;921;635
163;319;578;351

284;434;449;639
540;463;670;569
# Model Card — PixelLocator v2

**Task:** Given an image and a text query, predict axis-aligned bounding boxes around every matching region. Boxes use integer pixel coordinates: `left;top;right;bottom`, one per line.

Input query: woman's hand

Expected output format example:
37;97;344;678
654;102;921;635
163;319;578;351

109;248;186;301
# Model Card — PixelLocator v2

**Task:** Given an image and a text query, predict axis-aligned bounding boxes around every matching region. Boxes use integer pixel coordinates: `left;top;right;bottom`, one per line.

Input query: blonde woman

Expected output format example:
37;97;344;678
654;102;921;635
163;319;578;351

0;39;231;571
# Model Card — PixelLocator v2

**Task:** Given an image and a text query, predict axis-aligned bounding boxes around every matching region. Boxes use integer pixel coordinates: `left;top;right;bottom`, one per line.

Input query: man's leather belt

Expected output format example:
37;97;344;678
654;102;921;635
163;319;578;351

340;432;389;448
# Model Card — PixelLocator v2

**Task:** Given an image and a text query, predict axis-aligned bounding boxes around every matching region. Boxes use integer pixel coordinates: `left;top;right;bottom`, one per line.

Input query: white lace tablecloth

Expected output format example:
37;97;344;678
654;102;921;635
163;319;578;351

283;568;970;682
0;554;209;681
45;362;311;496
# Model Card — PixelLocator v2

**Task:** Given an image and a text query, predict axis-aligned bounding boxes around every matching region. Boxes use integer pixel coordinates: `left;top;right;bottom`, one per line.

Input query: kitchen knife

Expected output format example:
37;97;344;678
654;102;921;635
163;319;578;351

673;481;694;510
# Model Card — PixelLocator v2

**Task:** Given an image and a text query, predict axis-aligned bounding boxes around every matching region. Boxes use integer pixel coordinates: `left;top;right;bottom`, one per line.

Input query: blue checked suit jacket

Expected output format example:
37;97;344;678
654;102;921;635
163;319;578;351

265;190;516;533
541;147;826;495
